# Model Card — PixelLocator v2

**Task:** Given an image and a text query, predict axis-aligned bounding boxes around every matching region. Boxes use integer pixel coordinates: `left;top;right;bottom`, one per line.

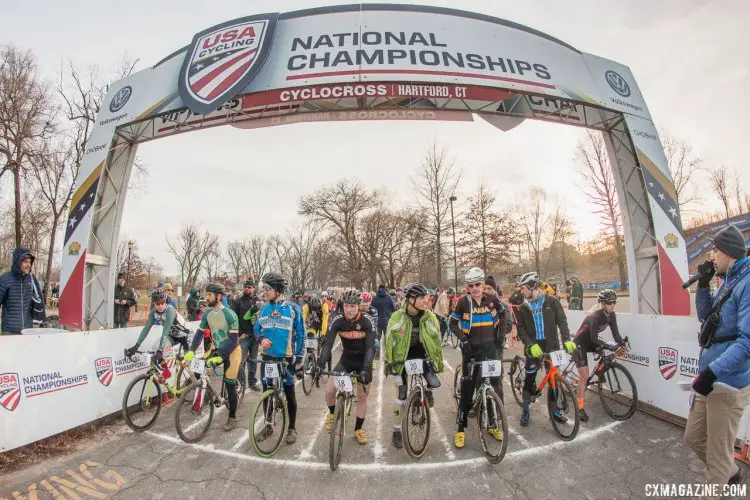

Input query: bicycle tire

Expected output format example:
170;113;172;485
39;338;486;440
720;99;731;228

251;390;287;458
176;366;192;393
548;374;579;441
478;389;508;464
122;373;162;432
329;395;347;471
403;388;431;459
509;356;525;407
452;364;462;407
451;331;459;349
302;352;314;396
175;381;214;443
597;362;638;420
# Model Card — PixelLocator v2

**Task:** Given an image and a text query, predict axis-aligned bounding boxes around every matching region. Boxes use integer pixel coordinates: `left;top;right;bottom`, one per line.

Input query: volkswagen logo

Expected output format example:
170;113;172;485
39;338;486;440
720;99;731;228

605;70;631;98
109;86;132;113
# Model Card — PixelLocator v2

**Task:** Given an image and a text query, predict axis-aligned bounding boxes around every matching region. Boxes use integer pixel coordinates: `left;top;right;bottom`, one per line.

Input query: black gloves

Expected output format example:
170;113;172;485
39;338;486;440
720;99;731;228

697;260;716;288
124;345;139;358
153;349;164;366
692;367;717;396
360;368;372;385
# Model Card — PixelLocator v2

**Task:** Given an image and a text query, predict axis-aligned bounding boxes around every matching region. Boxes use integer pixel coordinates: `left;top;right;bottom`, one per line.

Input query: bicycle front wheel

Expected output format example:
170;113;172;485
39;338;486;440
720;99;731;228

403;388;431;459
452;364;462;408
548;374;579;441
597;362;638;420
451;331;459;349
329;396;347;471
478;389;508;464
509;356;525;407
301;352;315;396
122;374;162;431
251;390;287;458
175;382;214;443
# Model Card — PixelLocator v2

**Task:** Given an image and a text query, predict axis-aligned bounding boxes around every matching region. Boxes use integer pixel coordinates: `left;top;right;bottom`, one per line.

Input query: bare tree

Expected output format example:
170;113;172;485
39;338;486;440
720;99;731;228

412;142;462;285
662;131;702;213
203;247;224;283
709;165;732;219
166;222;219;289
544;207;575;280
732;168;746;215
285;224;320;290
516;187;551;277
0;46;56;245
226;240;245;282
243;235;271;283
380;210;424;288
575;131;627;289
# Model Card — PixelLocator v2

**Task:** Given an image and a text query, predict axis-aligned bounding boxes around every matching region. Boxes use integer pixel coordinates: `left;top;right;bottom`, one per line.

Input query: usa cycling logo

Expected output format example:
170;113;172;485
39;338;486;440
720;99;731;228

178;14;278;115
109;86;132;112
658;347;678;380
605;70;631;98
0;373;21;412
95;357;114;386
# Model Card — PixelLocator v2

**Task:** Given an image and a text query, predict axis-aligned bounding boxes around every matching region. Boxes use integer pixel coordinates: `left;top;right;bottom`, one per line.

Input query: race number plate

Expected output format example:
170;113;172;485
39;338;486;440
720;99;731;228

190;358;205;375
550;349;569;367
334;375;353;393
405;359;424;375
305;338;318;349
481;360;502;377
264;363;279;379
140;353;152;366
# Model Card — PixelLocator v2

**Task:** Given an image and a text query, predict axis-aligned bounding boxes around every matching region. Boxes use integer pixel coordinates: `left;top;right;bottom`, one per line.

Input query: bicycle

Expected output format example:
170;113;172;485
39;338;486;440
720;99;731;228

174;353;228;443
562;339;638;421
442;318;459;349
317;369;364;471
509;351;580;441
386;359;436;459
301;332;323;396
508;354;526;406
457;359;509;464
121;348;192;431
250;359;292;458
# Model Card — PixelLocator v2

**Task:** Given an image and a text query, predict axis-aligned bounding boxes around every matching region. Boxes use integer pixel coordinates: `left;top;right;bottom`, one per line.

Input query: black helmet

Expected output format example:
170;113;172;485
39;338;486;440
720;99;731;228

151;289;166;302
404;283;429;298
262;272;287;293
309;297;321;309
598;289;617;304
205;283;226;295
341;289;362;304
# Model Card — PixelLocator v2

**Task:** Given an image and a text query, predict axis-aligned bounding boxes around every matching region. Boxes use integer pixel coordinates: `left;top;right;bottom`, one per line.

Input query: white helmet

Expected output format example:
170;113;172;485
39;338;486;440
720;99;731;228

464;267;485;284
519;272;540;289
321;291;328;297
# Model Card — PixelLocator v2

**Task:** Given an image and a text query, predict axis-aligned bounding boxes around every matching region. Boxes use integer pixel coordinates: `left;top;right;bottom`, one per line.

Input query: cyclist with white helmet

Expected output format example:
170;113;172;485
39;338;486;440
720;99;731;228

572;289;625;422
449;267;505;449
516;271;576;427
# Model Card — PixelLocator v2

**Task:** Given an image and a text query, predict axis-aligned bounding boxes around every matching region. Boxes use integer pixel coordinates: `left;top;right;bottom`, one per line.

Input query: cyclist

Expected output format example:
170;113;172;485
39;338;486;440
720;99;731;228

183;283;241;431
253;272;305;445
314;289;375;445
385;283;444;449
125;289;192;374
232;280;261;391
572;289;625;422
303;295;330;371
516;271;576;427
449;267;505;449
162;283;177;308
360;292;379;358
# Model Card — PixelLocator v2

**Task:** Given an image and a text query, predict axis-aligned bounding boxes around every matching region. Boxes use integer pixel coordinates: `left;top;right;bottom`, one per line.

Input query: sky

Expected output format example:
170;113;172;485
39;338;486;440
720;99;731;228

2;0;748;276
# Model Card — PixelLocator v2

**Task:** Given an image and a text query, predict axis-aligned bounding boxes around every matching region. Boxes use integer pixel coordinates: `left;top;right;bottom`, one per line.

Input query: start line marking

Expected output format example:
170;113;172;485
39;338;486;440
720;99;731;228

146;420;622;471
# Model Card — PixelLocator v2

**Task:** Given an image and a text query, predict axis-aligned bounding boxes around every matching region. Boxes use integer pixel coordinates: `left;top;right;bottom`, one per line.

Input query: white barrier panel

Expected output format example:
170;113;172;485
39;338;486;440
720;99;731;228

0;325;198;452
565;310;750;441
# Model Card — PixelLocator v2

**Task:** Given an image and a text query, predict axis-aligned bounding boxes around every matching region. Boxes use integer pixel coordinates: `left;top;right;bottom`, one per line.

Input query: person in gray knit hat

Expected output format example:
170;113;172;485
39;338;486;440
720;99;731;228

712;225;747;260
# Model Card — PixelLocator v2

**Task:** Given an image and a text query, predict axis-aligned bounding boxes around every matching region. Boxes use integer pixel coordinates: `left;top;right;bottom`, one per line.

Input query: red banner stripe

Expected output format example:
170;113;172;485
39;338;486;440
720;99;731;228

191;48;256;93
207;58;253;101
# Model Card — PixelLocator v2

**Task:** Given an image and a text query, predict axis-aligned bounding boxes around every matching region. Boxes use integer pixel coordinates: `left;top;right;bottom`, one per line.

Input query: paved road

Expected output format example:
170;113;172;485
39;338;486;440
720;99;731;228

1;345;742;500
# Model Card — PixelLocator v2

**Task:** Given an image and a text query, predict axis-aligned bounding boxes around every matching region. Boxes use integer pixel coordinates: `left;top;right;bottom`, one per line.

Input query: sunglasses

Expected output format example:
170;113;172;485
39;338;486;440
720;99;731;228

603;301;617;306
467;283;483;289
153;300;166;306
262;284;273;291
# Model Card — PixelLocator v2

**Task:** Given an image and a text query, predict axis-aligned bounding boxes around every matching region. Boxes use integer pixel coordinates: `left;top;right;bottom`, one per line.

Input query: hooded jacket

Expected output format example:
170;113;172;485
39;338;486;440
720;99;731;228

186;288;200;321
370;288;396;328
0;247;45;334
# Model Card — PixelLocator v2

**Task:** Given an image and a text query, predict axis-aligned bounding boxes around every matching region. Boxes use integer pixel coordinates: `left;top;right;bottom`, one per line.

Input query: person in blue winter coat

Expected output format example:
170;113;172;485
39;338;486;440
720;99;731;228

0;247;46;335
684;225;750;486
370;284;396;342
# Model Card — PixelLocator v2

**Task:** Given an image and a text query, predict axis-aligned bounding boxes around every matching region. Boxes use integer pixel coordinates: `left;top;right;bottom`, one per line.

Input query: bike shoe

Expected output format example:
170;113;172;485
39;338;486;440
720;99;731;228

354;429;368;445
223;417;237;432
286;429;297;444
249;381;261;392
578;408;589;423
257;425;274;442
392;429;403;449
454;431;465;448
325;412;334;431
487;427;503;441
551;411;568;424
520;410;530;427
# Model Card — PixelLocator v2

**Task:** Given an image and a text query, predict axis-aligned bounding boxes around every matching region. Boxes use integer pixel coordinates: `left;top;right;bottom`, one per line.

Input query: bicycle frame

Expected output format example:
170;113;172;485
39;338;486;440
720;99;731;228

563;344;629;388
536;356;562;395
464;361;499;423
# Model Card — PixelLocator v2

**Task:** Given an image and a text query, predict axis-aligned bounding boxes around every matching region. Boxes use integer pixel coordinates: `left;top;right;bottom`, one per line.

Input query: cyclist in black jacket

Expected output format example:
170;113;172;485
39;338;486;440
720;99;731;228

572;289;625;422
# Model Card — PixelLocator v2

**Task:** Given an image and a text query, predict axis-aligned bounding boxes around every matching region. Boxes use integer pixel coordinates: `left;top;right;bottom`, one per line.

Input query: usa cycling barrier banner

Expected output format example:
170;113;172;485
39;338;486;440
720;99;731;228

565;311;750;442
59;5;689;331
0;325;198;452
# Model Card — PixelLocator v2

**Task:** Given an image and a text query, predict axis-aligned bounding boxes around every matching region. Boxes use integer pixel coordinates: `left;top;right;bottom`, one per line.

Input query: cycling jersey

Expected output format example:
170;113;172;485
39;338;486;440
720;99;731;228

319;312;375;372
574;308;623;350
135;305;191;350
385;308;443;375
449;295;499;346
303;302;329;335
253;299;304;359
190;305;240;357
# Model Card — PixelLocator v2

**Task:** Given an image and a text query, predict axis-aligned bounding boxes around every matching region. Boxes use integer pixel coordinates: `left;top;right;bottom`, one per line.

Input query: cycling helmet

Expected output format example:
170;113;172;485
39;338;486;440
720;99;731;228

447;287;456;294
404;283;429;298
309;296;322;309
361;292;372;304
151;289;167;302
162;283;174;291
262;272;287;293
205;283;226;295
569;275;579;282
598;289;617;304
464;267;485;284
321;291;328;297
198;299;207;307
519;272;540;289
341;289;362;304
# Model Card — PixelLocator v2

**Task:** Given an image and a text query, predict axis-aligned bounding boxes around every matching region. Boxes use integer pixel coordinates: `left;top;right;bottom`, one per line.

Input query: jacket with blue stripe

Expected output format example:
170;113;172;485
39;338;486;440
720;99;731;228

254;299;304;358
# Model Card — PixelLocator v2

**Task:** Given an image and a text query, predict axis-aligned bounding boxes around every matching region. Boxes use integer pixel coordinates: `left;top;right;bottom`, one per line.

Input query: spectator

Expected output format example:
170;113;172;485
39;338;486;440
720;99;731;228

371;284;396;343
685;225;750;486
0;247;45;335
395;287;404;307
113;272;137;328
231;280;261;391
186;287;201;321
569;276;583;310
434;287;451;343
162;283;176;308
484;275;512;360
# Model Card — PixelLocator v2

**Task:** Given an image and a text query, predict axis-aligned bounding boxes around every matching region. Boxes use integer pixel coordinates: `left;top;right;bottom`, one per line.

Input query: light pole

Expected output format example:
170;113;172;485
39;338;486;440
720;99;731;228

126;240;134;284
449;195;458;291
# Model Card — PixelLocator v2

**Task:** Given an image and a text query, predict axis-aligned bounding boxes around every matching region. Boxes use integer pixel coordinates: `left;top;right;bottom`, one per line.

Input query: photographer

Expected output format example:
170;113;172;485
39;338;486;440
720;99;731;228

684;225;750;486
